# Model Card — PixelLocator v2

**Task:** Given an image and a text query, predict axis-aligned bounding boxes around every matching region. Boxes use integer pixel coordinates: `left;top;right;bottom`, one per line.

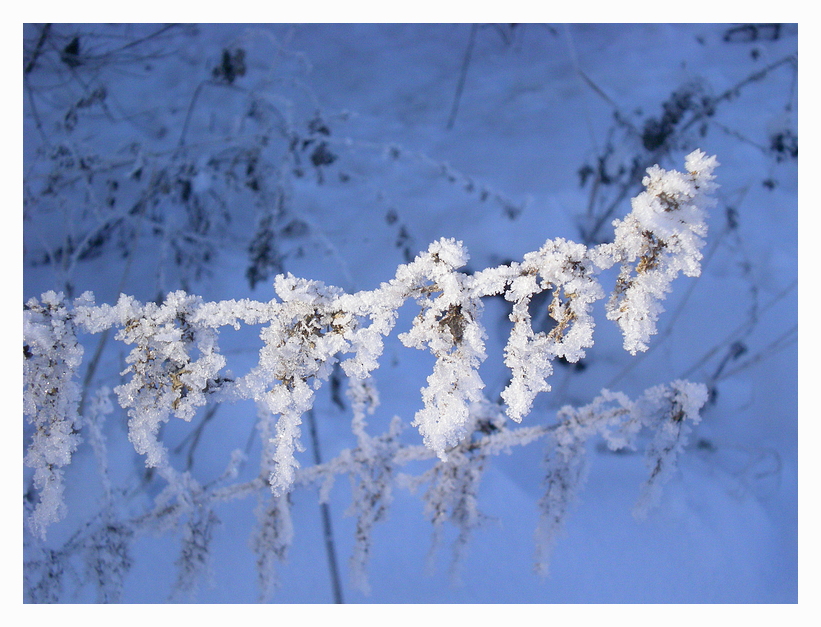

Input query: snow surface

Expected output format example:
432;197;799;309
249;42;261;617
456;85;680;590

22;22;798;605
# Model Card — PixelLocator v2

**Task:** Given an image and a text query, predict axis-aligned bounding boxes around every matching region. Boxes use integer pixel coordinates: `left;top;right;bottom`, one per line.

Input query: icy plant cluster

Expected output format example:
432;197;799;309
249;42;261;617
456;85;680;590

24;151;717;601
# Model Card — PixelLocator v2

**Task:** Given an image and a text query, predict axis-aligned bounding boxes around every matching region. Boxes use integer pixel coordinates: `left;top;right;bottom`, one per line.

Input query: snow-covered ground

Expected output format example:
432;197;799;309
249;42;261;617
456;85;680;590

22;22;799;604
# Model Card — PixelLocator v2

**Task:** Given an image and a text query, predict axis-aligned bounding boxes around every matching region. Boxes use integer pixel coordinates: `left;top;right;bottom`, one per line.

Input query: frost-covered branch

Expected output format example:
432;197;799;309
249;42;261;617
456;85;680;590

23;150;717;600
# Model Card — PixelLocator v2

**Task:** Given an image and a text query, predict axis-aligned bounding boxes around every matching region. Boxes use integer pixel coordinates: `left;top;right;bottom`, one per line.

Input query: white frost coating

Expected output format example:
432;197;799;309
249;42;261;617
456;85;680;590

247;274;350;494
594;149;718;354
535;380;708;574
398;239;488;459
23;291;84;539
499;238;604;422
251;493;294;602
632;379;709;518
84;386;115;502
22;152;719;541
111;291;228;470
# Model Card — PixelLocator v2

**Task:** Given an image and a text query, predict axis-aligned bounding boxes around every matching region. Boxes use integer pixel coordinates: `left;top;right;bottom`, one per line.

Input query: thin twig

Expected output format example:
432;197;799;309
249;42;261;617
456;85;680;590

582;54;796;245
24;23;52;75
716;324;797;383
178;81;208;149
679;279;797;380
78;193;150;417
446;24;478;131
171;403;221;471
23;73;50;146
103;24;180;56
306;408;344;604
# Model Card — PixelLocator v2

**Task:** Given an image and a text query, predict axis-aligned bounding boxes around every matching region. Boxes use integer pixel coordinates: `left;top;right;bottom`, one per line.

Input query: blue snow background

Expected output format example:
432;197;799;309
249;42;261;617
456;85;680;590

22;21;800;605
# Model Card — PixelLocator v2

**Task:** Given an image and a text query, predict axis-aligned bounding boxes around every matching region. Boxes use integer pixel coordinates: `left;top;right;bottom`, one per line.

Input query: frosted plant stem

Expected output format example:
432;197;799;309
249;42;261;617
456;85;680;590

605;220;728;389
24;151;721;597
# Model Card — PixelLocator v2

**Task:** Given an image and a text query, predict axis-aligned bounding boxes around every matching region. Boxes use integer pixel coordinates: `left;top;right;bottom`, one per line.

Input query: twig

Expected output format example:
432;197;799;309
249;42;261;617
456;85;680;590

171;404;221;471
678;278;797;380
306;408;344;604
178;81;208;149
715;324;797;383
563;24;623;115
713;55;797;106
103;24;180;56
581;54;796;245
23;73;50;146
78;194;149;417
446;24;478;131
24;23;52;75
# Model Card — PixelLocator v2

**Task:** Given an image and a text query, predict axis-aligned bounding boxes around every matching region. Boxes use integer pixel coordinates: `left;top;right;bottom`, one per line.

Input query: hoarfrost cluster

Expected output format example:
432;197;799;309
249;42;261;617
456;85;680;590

24;151;717;601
